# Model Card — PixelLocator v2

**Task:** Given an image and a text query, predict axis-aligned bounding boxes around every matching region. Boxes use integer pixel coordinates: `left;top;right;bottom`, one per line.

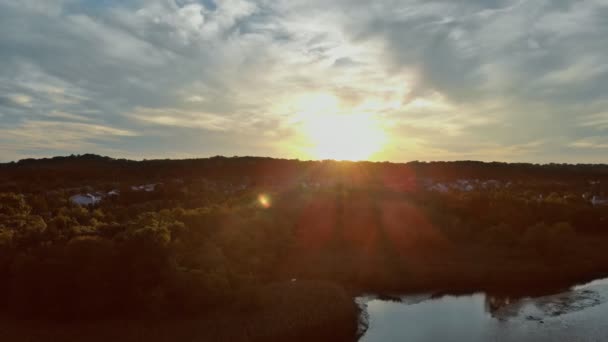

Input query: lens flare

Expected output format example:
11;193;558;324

258;194;271;208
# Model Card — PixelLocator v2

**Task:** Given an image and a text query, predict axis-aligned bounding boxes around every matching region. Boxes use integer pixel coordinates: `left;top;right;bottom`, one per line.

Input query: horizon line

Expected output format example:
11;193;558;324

2;153;608;167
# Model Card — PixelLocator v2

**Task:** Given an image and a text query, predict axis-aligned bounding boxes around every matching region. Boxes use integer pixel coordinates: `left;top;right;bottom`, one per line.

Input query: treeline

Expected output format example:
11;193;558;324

2;154;608;191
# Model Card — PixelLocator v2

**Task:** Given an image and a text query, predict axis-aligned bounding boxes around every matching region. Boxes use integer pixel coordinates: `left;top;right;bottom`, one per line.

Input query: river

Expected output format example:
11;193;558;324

357;277;608;341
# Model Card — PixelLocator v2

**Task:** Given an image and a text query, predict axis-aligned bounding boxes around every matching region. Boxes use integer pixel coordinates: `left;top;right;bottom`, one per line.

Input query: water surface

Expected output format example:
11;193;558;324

358;278;608;341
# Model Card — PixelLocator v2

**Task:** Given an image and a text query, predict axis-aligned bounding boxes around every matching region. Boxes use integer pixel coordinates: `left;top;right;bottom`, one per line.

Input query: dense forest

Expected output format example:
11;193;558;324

2;154;608;341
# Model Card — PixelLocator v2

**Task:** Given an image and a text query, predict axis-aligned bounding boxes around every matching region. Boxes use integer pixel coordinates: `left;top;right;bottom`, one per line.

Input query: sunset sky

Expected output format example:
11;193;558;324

1;0;608;163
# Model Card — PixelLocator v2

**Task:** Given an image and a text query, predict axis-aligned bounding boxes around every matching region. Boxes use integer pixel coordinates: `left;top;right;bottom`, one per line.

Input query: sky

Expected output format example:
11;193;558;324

1;0;608;163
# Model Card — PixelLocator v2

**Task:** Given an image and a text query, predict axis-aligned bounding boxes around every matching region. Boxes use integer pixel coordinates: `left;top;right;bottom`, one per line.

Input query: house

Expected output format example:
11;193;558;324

429;183;449;193
591;196;608;207
131;184;158;192
482;180;501;189
454;179;475;192
70;193;102;206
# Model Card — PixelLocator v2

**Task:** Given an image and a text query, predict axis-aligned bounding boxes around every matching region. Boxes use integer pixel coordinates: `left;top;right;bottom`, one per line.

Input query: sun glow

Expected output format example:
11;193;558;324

302;112;387;161
286;93;390;161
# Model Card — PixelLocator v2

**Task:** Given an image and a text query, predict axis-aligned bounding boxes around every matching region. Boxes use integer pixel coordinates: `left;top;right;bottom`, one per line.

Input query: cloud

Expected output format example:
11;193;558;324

570;137;608;150
578;109;608;130
44;110;96;122
1;0;608;162
0;119;138;161
0;120;137;141
129;107;237;131
5;94;32;108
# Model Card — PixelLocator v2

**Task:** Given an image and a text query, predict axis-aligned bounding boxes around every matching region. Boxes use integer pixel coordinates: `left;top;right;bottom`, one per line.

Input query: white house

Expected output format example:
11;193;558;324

131;184;158;192
70;193;102;206
591;196;608;207
429;183;449;193
454;179;475;192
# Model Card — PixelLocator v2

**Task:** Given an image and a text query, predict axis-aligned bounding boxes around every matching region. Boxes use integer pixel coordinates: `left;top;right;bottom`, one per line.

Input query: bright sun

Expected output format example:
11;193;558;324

295;94;388;161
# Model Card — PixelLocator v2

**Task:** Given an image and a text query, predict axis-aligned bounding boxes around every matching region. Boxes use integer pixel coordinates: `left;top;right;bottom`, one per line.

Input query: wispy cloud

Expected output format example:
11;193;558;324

578;111;608;130
43;110;96;122
0;120;138;160
129;107;237;131
570;137;608;150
